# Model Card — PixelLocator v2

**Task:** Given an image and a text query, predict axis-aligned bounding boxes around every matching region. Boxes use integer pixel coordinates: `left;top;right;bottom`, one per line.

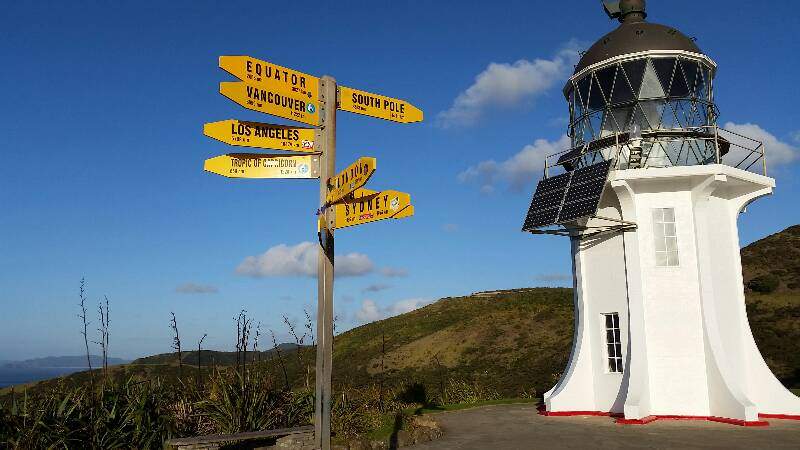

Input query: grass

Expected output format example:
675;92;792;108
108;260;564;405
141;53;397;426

407;397;539;416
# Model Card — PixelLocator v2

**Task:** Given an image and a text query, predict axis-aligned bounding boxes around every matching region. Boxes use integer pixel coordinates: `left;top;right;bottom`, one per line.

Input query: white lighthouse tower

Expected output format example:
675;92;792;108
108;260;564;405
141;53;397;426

523;0;800;425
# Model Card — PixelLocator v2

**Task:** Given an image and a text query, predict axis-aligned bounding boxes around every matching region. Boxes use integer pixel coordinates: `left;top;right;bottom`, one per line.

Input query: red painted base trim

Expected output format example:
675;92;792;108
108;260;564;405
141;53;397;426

616;415;768;427
539;405;769;427
759;413;800;421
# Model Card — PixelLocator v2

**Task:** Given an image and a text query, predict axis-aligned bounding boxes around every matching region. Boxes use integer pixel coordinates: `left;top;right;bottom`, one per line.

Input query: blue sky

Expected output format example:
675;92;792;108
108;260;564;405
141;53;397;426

1;1;799;360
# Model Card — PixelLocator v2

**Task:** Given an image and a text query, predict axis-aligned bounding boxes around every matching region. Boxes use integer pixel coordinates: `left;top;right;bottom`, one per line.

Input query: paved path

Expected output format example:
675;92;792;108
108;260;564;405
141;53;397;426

410;404;800;450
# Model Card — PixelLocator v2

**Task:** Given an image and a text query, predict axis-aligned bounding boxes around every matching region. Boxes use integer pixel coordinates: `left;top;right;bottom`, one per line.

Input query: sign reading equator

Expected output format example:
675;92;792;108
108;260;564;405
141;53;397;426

204;119;316;152
204;153;319;179
219;55;319;101
219;81;320;126
338;86;423;123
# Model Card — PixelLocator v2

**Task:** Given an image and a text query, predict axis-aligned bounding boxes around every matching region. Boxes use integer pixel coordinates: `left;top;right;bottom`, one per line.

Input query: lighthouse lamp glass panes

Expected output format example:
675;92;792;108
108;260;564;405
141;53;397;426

653;207;679;267
603;313;623;373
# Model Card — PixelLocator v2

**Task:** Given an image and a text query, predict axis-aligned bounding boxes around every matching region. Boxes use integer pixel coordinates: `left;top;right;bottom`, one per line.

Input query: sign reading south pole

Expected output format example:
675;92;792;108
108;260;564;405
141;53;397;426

204;119;316;152
204;154;320;179
220;81;320;126
219;55;320;101
334;189;414;229
338;86;423;123
326;157;377;205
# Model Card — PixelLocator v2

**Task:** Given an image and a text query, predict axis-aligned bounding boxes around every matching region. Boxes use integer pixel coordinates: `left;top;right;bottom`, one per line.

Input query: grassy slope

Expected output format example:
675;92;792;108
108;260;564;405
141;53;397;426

4;227;799;400
741;224;800;290
332;288;574;397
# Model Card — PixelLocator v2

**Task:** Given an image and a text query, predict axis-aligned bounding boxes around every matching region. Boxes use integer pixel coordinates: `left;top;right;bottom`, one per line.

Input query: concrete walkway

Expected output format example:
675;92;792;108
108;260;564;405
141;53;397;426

410;404;800;450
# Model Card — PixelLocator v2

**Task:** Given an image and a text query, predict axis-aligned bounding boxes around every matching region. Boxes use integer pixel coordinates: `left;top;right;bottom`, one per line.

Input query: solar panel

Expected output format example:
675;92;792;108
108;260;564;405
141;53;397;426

559;197;604;222
522;171;571;230
522;159;612;232
523;206;560;230
535;171;571;193
571;159;612;185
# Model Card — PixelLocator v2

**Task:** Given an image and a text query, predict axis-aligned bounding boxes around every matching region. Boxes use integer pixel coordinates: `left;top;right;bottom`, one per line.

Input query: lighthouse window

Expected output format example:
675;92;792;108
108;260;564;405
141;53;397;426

653;208;679;266
603;313;623;373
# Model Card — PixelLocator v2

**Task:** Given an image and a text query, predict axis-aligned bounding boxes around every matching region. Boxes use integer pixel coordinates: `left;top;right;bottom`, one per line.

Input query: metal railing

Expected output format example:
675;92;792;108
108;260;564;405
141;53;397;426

542;125;766;179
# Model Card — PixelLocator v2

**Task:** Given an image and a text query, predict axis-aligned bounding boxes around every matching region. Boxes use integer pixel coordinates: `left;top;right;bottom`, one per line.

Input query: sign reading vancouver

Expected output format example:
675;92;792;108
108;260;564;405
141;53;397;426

219;81;320;126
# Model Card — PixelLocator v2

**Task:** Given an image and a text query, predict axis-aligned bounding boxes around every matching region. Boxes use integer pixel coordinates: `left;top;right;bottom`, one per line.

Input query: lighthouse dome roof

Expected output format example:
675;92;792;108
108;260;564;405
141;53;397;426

575;21;702;74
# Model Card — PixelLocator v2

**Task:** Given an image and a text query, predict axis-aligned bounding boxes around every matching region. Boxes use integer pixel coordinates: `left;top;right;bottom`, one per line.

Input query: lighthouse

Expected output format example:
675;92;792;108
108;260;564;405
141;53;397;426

523;0;800;425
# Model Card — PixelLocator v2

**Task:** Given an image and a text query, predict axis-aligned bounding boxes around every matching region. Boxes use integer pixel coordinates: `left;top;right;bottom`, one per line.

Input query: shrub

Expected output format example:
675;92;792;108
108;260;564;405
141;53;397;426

748;274;780;293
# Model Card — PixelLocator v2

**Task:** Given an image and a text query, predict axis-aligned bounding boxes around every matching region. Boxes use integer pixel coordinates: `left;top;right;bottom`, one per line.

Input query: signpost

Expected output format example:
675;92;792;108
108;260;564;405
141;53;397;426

338;86;424;123
219;81;320;125
204;55;421;450
204;119;316;152
334;189;412;229
203;154;320;179
326;157;377;205
219;55;320;100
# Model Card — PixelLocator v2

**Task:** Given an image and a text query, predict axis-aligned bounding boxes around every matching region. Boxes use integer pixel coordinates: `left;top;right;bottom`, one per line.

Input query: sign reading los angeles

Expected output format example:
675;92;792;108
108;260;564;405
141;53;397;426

326;157;376;205
220;81;320;126
204;154;319;179
204;119;315;152
334;189;413;229
219;55;319;101
338;86;423;123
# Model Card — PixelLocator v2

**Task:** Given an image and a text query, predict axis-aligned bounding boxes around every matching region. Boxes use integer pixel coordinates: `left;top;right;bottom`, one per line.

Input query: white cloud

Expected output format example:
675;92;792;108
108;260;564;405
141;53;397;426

380;267;408;278
363;283;391;293
236;241;373;278
175;283;218;294
722;122;797;169
387;298;429;316
442;223;459;233
436;43;580;128
355;298;431;323
460;134;571;192
534;273;571;283
355;299;381;322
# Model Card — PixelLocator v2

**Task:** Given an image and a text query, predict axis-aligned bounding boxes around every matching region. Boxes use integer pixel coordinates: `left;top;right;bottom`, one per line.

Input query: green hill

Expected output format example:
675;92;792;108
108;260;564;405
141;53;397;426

4;226;799;400
741;224;800;291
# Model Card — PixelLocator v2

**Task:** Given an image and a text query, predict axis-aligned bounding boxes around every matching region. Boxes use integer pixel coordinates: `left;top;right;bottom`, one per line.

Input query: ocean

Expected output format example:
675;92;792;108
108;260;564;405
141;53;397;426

0;367;88;388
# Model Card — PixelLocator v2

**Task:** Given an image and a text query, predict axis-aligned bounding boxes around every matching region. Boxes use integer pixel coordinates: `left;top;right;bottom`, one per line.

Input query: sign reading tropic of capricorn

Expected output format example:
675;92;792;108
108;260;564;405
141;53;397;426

201;54;423;450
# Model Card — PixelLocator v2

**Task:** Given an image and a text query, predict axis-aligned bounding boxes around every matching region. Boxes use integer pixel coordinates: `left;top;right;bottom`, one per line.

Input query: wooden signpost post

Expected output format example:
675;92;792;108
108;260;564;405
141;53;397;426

203;55;422;450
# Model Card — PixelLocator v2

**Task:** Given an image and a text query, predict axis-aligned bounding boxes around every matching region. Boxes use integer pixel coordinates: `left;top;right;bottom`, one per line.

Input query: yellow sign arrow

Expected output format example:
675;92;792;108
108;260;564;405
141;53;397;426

219;81;320;126
334;189;413;229
326;157;377;205
219;55;319;101
204;153;319;179
204;119;316;152
338;86;423;123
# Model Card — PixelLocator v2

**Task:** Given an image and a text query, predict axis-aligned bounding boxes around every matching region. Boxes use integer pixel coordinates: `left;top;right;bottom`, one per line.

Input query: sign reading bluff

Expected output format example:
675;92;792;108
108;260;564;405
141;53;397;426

204;153;319;179
204;119;316;152
334;189;413;229
339;86;423;123
326;157;376;205
219;55;319;101
220;81;320;126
